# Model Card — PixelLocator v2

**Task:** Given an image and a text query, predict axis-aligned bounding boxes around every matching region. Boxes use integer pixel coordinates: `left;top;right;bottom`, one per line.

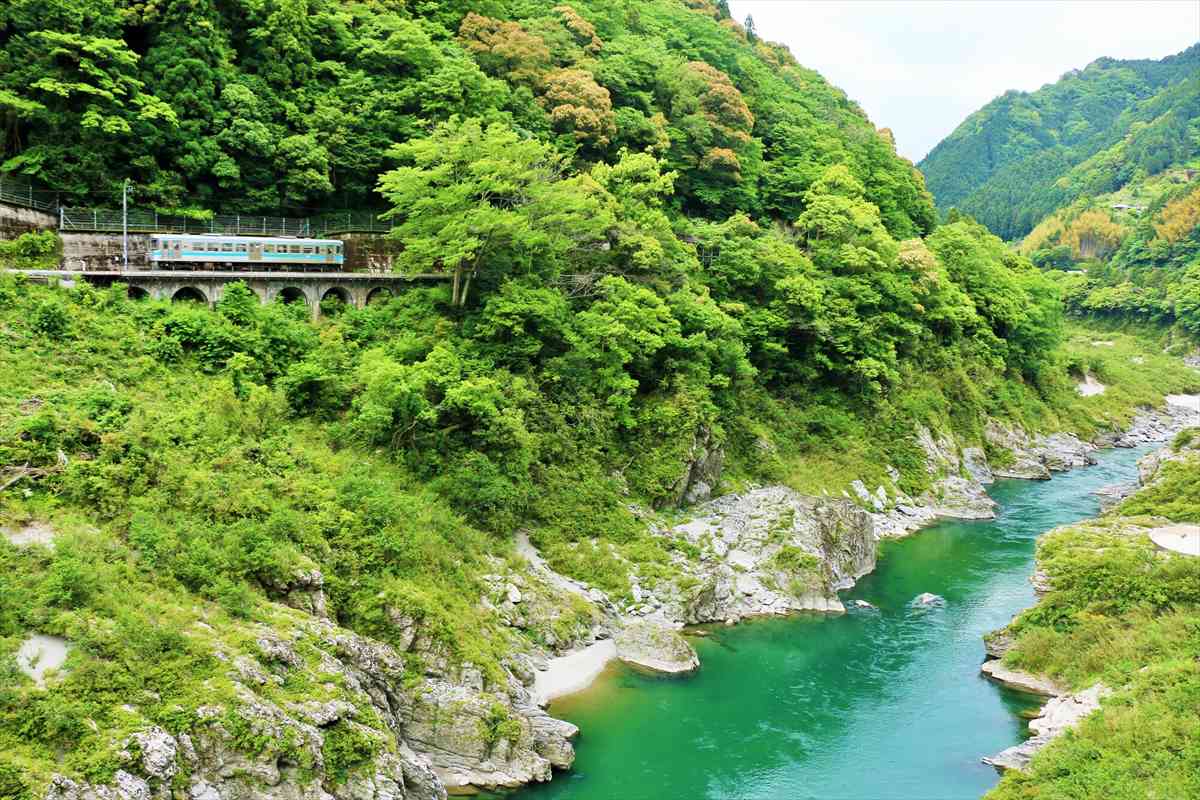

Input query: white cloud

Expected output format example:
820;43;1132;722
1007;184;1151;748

729;0;1200;161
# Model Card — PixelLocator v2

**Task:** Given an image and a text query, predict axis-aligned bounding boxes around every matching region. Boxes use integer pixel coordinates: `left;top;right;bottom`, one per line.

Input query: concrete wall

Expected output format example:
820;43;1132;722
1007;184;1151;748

0;202;57;238
335;233;403;272
60;232;150;270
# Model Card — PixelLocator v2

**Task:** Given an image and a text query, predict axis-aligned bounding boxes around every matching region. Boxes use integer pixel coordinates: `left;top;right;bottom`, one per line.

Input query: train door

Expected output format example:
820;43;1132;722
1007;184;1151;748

172;240;182;263
250;242;263;264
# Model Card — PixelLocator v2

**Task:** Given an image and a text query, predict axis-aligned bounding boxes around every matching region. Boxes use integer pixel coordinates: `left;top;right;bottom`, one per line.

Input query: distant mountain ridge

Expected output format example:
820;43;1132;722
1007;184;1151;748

918;43;1200;240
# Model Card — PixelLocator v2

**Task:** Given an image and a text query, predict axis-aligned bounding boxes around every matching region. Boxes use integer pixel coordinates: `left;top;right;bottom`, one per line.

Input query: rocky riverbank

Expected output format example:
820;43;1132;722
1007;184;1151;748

42;396;1200;800
978;397;1200;776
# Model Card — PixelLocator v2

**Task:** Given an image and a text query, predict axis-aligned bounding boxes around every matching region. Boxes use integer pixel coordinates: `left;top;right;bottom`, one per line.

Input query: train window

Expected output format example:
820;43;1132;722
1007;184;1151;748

151;238;160;250
290;245;301;254
265;244;274;253
209;243;220;252
236;243;247;253
302;245;314;254
222;242;233;252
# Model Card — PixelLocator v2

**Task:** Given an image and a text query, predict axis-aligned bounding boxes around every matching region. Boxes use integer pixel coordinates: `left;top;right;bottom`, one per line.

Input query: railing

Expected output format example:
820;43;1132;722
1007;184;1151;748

311;210;393;235
0;175;58;213
60;208;314;236
58;207;394;237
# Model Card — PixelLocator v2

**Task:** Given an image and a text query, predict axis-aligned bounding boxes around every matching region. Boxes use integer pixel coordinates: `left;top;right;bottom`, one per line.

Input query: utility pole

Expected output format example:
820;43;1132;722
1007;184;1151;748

122;179;130;271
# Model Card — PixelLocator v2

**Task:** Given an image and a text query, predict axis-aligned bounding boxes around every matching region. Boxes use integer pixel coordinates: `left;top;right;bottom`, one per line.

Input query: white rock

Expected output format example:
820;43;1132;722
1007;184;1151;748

16;634;71;686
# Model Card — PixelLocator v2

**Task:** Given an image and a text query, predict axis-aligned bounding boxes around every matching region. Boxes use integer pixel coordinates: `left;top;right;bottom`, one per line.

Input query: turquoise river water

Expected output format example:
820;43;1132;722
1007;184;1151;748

511;445;1148;800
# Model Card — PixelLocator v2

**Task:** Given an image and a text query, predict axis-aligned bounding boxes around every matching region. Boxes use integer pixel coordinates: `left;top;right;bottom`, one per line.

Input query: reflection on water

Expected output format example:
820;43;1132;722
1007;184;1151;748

512;447;1148;800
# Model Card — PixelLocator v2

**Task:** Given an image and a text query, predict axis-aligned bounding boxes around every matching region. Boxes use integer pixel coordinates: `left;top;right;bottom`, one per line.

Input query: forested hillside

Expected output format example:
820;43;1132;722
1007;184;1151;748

918;44;1199;240
0;0;934;232
4;2;1198;798
1022;169;1200;334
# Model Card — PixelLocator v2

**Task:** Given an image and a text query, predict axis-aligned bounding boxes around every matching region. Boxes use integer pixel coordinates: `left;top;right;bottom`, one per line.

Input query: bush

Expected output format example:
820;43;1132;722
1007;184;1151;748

31;299;69;335
0;231;62;269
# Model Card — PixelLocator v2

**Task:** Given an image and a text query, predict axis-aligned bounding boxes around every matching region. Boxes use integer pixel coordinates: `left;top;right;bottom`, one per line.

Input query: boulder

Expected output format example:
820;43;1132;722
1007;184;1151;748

911;592;944;607
662;426;724;507
614;621;699;675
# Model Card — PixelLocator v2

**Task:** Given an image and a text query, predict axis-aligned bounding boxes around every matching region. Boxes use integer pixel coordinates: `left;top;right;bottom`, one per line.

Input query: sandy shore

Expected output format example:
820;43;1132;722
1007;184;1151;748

532;639;617;706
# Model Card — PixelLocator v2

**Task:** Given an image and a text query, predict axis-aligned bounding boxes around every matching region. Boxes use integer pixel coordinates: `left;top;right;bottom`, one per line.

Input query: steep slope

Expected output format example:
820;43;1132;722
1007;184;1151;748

0;0;934;235
918;44;1199;240
4;2;1200;799
1021;168;1200;334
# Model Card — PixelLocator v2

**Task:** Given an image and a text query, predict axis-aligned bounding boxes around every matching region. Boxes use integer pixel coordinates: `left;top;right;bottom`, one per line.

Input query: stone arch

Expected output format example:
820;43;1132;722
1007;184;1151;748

172;286;208;304
276;286;308;306
319;286;352;317
366;286;393;305
127;285;150;301
321;286;352;305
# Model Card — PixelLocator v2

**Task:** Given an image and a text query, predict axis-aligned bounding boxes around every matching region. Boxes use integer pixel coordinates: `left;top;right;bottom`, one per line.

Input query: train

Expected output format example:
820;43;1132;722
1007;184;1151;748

148;234;344;270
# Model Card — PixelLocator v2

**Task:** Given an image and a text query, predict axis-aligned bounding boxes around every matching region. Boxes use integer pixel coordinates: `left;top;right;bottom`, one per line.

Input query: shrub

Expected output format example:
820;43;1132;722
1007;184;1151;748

0;231;62;269
321;722;378;784
31;299;69;335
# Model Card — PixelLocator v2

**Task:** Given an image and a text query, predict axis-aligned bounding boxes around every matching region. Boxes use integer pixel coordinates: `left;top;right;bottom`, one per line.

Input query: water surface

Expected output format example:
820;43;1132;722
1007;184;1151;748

514;446;1147;800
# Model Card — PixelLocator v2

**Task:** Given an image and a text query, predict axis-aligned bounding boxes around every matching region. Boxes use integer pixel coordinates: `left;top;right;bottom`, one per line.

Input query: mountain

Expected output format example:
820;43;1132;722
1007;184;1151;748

2;3;1198;800
918;44;1200;240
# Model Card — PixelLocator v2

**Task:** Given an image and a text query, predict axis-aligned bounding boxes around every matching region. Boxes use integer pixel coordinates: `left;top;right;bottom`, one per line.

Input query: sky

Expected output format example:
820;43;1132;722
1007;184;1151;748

727;0;1200;163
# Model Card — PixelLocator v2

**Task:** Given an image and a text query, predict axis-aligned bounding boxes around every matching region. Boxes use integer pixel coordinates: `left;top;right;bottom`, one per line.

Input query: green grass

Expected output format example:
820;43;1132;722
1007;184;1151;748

1119;458;1200;522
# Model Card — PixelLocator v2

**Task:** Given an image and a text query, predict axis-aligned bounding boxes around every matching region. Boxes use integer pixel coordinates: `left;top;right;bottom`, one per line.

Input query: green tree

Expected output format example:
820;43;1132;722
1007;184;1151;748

379;118;610;306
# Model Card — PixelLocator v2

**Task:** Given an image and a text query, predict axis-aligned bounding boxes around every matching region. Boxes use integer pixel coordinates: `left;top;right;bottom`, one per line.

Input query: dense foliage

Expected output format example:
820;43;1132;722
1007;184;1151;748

2;2;1199;796
1;0;935;233
1023;172;1200;334
919;44;1199;240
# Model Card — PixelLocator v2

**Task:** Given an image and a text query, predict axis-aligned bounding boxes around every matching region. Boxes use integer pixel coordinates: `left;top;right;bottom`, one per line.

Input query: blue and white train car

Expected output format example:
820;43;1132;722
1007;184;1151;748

148;235;344;270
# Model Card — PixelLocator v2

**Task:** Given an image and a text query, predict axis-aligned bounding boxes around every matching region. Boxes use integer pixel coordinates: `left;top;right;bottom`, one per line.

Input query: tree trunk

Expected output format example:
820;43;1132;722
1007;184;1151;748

460;270;474;307
451;265;462;306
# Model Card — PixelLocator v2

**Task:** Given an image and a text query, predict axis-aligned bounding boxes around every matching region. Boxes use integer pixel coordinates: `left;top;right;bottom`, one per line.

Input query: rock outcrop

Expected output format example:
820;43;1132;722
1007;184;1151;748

1114;394;1200;447
662;426;724;507
614;622;699;674
984;422;1098;479
651;488;876;623
983;684;1110;772
980;660;1065;697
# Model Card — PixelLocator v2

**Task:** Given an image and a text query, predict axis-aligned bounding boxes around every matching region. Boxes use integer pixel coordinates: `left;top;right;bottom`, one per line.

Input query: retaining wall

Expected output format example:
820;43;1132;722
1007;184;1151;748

0;202;57;238
61;233;151;270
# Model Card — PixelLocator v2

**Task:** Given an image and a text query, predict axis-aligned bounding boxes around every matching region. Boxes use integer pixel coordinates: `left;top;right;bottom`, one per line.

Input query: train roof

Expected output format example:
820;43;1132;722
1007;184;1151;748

152;234;343;245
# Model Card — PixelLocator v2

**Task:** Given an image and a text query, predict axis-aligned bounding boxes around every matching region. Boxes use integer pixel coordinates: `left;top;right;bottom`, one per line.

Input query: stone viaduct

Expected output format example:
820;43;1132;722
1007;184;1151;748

22;269;448;319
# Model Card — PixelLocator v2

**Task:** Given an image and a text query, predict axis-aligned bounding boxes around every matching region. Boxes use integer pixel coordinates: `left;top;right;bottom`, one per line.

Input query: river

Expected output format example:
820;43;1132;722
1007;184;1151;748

511;445;1148;800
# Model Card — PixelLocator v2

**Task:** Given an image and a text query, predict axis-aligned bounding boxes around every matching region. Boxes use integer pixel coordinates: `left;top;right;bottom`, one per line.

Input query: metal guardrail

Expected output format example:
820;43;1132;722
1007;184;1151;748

0;175;59;212
59;207;393;237
60;208;314;236
311;210;393;235
4;169;393;237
